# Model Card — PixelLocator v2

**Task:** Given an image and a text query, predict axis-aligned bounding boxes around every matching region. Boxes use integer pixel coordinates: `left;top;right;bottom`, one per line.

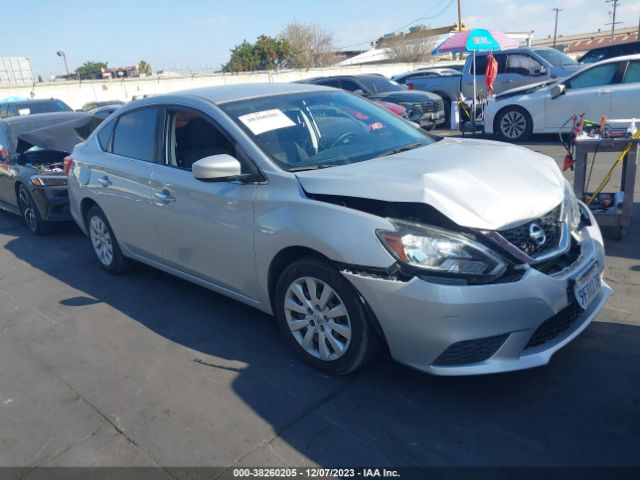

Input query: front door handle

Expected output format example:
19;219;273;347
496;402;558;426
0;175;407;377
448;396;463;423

596;90;611;95
97;176;112;187
153;190;176;203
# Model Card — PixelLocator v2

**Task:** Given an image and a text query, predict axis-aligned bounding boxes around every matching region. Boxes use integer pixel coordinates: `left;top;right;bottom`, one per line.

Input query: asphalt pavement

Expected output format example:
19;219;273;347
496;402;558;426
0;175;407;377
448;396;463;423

0;132;638;478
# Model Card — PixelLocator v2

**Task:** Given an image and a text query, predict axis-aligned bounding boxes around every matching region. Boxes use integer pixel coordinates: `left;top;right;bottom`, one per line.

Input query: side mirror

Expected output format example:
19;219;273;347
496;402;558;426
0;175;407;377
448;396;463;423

352;89;366;97
550;84;566;99
192;154;242;182
529;65;547;76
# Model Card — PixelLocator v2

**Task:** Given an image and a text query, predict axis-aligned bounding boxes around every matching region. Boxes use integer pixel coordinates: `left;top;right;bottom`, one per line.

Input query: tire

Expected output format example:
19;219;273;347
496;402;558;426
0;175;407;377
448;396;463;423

274;257;381;375
494;106;533;142
85;206;130;274
18;184;50;235
435;93;451;127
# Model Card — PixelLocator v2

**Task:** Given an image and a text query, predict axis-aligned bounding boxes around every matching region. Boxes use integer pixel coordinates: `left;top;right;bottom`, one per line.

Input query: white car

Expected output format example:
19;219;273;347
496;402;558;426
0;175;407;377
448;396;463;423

485;54;640;141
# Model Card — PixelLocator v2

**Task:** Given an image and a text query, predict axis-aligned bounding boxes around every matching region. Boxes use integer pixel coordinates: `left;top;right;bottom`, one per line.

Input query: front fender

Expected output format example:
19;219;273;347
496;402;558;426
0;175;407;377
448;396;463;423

252;175;396;311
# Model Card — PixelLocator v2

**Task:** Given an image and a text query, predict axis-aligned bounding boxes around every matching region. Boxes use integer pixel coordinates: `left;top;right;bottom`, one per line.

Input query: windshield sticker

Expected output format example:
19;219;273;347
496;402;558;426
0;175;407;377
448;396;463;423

238;109;295;135
18;108;31;116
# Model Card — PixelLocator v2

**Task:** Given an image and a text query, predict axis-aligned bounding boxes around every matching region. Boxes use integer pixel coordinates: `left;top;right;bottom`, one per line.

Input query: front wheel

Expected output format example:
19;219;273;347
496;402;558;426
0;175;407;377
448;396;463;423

494;106;533;142
18;185;49;235
275;257;381;375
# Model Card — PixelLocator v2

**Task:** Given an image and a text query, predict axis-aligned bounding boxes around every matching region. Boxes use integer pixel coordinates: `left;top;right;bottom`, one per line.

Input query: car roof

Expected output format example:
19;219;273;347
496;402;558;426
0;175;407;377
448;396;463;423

135;82;332;106
583;40;640;52
590;53;640;64
298;74;385;82
1;98;64;105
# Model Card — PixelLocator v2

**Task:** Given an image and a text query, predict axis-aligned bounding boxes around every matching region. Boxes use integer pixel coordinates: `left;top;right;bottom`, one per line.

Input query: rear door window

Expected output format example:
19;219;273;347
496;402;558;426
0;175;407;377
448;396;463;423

112;108;159;162
340;79;364;92
623;61;640;84
472;54;506;75
317;79;340;88
567;62;620;89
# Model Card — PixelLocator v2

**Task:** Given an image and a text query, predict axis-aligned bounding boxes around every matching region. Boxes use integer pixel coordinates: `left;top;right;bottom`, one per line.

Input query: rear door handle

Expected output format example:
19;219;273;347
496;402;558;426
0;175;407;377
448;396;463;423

97;176;112;187
596;90;611;95
153;190;176;203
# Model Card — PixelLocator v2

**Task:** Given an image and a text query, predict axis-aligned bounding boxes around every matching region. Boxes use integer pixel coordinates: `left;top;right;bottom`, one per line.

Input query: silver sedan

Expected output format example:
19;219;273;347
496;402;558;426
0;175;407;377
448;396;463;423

66;83;610;375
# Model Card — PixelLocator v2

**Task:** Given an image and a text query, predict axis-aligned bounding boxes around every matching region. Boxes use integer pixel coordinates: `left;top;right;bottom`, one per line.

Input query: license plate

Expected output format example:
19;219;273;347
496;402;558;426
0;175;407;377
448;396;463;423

431;112;440;119
573;262;601;310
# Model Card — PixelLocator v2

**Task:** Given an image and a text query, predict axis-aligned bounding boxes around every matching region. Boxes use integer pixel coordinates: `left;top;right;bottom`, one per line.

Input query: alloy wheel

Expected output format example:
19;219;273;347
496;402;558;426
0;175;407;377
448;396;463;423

19;188;37;232
89;215;114;266
499;110;527;139
283;276;352;361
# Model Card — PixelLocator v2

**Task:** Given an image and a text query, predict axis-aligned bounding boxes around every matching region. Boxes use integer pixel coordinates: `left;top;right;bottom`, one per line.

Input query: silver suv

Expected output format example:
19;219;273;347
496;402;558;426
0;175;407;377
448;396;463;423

67;83;610;375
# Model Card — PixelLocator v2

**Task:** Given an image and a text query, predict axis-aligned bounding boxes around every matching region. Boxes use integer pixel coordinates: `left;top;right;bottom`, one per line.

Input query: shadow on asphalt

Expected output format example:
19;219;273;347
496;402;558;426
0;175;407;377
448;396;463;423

1;209;639;467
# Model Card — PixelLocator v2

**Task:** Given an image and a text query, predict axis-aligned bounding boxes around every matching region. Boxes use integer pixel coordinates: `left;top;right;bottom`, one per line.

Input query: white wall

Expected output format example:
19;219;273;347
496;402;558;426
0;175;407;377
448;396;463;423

0;63;438;110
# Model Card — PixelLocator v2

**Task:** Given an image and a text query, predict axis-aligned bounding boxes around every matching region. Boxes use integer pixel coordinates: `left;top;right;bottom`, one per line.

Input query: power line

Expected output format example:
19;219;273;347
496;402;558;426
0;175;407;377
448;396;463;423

337;0;454;50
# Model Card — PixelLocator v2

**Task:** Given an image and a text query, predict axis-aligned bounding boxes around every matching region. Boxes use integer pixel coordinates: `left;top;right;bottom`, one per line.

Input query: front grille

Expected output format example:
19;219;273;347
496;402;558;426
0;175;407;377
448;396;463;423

419;100;441;113
535;240;581;275
500;204;562;258
433;334;509;366
525;301;584;349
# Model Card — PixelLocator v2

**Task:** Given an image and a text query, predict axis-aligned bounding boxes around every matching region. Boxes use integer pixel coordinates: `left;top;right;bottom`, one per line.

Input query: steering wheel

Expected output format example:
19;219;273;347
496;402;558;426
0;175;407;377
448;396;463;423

332;131;358;148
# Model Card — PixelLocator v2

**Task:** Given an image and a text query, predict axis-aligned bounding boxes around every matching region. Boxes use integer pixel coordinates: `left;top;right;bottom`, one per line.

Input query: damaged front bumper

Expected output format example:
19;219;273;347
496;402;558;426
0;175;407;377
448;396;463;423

343;221;610;375
30;186;71;222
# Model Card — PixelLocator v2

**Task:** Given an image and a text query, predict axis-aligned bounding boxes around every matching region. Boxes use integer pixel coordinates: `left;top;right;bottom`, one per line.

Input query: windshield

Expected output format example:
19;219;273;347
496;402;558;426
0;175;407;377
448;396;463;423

535;49;577;67
358;76;406;94
221;91;434;172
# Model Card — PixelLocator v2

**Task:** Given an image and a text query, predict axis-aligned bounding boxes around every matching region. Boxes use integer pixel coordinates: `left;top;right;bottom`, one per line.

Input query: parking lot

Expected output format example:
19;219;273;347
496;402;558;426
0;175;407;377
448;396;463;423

1;132;639;476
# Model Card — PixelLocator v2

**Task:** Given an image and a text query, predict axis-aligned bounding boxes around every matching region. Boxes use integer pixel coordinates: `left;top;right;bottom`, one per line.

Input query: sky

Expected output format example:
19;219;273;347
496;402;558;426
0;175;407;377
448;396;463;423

5;0;640;78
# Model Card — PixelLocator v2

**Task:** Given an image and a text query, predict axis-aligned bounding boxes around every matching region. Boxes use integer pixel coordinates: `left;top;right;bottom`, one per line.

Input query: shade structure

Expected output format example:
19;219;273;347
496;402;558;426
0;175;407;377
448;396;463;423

432;28;519;55
432;28;520;131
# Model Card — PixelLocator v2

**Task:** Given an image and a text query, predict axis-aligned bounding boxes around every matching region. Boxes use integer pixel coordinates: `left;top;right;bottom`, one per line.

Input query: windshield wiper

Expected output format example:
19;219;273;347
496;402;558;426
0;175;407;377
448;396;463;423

379;142;426;157
288;164;339;172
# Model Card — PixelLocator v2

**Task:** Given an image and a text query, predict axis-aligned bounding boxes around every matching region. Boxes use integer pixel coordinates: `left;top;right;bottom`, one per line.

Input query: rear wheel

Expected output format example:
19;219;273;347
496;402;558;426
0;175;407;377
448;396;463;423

494;106;533;142
86;206;130;274
18;185;49;235
275;257;381;375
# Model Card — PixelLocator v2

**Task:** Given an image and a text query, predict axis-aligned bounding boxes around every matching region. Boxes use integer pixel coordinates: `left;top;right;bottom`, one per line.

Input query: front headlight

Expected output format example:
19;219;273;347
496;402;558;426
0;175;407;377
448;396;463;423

377;220;507;279
31;175;68;187
561;180;580;233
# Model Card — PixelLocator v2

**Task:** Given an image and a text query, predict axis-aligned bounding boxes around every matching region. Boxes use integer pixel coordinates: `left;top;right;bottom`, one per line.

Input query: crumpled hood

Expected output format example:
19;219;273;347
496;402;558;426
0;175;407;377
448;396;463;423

296;137;565;231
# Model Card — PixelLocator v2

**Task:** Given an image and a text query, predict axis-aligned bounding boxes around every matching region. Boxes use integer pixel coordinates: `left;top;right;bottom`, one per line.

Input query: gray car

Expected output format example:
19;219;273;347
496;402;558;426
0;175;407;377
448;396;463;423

67;83;611;375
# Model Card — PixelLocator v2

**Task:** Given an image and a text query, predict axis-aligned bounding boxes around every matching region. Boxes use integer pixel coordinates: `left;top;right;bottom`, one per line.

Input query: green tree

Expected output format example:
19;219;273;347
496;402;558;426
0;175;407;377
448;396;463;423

75;61;107;79
223;36;293;72
138;60;152;76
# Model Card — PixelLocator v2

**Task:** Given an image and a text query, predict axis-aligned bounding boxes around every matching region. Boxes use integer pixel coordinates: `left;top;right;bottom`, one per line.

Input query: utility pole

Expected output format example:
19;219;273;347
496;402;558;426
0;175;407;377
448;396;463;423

457;0;462;31
605;0;623;44
552;8;562;49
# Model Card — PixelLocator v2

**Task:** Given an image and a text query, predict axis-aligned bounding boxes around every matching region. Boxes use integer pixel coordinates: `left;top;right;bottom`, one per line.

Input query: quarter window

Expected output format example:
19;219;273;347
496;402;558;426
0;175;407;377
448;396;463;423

112;108;159;162
568;63;619;89
97;119;115;151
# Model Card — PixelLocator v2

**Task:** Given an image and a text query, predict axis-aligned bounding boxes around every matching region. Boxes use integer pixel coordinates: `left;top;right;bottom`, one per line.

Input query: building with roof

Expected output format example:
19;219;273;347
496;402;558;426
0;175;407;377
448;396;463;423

532;26;639;58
